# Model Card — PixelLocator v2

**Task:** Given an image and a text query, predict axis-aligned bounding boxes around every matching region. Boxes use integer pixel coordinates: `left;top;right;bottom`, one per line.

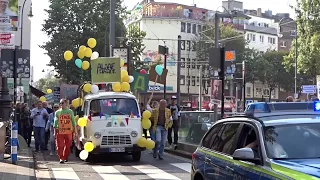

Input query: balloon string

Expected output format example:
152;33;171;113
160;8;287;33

65;61;68;99
147;75;158;105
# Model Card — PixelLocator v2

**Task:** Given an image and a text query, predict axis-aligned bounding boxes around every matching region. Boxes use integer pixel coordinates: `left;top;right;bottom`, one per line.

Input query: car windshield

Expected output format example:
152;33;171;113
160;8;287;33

264;123;320;159
89;98;139;117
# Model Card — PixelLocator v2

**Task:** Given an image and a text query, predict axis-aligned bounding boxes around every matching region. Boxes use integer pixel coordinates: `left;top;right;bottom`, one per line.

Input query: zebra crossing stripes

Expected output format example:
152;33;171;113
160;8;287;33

132;165;181;180
171;163;192;173
52;167;80;180
92;166;130;180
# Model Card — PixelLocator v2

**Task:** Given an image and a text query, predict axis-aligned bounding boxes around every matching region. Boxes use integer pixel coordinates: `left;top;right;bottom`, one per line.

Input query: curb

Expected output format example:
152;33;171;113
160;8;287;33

164;148;192;159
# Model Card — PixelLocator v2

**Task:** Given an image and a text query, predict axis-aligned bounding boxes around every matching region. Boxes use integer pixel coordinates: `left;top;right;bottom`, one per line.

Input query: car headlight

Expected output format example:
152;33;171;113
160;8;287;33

131;131;138;137
94;132;101;139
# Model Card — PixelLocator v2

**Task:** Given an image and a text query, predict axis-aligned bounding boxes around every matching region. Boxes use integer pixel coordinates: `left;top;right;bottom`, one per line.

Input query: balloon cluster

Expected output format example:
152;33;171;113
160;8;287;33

75;116;95;160
111;69;134;92
39;88;54;102
137;110;155;150
63;38;100;70
70;83;99;109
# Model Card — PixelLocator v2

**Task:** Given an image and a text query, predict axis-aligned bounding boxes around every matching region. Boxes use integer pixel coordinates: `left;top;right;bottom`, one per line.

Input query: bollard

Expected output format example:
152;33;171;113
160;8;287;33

11;121;18;164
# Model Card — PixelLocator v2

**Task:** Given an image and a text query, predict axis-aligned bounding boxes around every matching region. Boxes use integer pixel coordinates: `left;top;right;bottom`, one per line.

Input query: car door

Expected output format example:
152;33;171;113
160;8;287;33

204;122;242;180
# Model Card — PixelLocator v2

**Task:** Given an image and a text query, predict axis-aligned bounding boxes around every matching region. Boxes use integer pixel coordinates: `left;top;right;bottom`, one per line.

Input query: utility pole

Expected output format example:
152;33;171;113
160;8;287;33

213;13;220;119
242;61;246;110
109;0;116;53
164;46;167;99
177;35;181;105
199;65;203;111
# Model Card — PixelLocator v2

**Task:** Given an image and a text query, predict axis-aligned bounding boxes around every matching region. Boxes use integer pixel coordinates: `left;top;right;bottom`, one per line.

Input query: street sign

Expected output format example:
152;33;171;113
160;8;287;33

245;100;253;106
302;85;316;94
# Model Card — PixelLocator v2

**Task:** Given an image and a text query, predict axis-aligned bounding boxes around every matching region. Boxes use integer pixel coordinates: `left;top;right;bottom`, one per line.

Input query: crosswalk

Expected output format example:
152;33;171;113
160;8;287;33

49;163;191;180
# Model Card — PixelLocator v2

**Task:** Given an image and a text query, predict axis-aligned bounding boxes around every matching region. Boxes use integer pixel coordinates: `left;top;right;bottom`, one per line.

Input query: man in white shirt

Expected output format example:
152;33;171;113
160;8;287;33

30;101;48;152
0;0;17;16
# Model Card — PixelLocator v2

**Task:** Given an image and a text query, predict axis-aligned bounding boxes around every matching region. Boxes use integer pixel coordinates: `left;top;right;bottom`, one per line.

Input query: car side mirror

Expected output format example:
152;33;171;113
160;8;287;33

232;148;261;164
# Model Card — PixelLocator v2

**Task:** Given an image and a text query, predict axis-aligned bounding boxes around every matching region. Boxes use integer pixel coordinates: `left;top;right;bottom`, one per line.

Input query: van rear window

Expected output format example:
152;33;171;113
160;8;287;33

90;98;139;116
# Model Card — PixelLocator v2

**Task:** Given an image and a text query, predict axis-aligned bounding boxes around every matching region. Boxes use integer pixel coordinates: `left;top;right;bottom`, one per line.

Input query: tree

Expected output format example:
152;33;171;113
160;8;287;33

283;0;320;81
122;24;147;72
42;0;127;84
35;76;61;93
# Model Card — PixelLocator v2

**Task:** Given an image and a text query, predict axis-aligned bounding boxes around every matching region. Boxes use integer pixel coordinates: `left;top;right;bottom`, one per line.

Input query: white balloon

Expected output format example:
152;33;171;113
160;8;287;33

79;150;88;160
91;51;99;60
91;84;99;94
129;76;134;83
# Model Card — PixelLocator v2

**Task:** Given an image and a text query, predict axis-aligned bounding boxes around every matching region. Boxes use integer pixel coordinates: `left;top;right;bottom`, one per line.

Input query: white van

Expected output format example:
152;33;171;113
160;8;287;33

74;92;144;162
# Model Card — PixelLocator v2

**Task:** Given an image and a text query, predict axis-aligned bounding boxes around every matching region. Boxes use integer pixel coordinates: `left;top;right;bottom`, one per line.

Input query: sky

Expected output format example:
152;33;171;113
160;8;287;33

31;0;296;82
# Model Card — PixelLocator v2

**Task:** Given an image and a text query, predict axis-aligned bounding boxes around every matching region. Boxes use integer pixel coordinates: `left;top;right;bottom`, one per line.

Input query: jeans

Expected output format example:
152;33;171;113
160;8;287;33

49;127;56;153
56;133;72;160
168;120;179;145
34;127;45;151
149;128;155;141
23;126;32;146
153;125;168;158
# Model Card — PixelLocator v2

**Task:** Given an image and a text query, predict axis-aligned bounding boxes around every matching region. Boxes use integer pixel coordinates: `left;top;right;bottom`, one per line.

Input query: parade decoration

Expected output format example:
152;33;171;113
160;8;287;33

75;59;82;68
91;57;121;83
82;61;90;70
121;69;128;77
84;48;92;58
129;76;134;83
87;38;97;48
140;69;147;74
46;89;52;94
120;59;125;67
155;65;163;76
84;142;94;152
145;140;155;150
83;83;92;93
112;82;121;92
121;82;130;92
71;98;83;108
79;150;88;160
137;137;147;147
91;84;99;94
64;50;73;61
39;96;46;102
142;118;151;129
79;45;86;51
121;74;130;83
91;51;99;60
75;115;79;121
142;110;151;119
78;117;87;127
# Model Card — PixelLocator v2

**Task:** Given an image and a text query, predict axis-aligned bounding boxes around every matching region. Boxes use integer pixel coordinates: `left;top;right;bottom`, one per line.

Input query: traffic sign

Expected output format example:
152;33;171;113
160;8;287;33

245;100;253;106
302;85;316;94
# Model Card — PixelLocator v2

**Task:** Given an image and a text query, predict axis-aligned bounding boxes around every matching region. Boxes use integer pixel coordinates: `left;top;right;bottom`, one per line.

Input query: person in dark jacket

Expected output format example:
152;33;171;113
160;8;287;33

42;101;53;150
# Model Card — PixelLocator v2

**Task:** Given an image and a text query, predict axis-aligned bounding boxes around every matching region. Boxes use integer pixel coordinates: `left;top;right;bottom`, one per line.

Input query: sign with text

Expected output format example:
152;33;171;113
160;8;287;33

0;0;18;31
60;84;78;101
91;57;121;83
131;71;149;92
148;85;173;91
302;85;316;94
58;114;72;134
211;79;222;105
1;49;30;78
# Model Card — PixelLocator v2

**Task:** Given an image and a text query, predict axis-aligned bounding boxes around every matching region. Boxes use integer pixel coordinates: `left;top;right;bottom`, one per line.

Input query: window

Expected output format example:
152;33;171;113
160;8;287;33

187;58;190;68
197;64;200;69
181;40;185;50
202;124;223;148
196;77;200;86
187;76;190;86
187;23;191;33
191;59;195;68
268;37;275;44
181;58;185;68
90;98;139;117
192;24;196;34
197;25;202;33
259;35;264;43
191;41;196;51
180;75;185;85
84;101;89;115
191;76;195;86
255;87;262;96
212;123;241;154
181;22;186;32
252;34;256;41
280;41;287;47
246;34;250;41
263;88;270;96
246;87;251;97
186;41;191;51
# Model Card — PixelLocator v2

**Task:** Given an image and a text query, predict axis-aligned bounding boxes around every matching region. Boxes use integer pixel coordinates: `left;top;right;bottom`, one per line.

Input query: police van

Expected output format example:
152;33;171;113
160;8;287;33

74;91;144;162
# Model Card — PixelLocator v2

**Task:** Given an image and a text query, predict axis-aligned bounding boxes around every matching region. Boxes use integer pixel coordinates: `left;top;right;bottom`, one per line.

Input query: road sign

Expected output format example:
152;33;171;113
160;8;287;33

245;100;253;106
302;85;316;94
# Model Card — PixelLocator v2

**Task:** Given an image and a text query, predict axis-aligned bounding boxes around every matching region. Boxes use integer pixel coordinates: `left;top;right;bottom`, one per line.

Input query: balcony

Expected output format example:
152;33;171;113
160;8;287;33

244;24;277;35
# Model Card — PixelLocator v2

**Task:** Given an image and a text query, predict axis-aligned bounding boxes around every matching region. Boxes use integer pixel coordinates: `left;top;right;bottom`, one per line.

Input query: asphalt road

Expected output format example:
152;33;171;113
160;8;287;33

35;149;192;180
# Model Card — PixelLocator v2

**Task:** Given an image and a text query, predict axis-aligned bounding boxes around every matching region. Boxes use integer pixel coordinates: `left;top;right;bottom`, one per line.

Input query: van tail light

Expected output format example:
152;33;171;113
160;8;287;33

192;153;196;160
88;115;92;122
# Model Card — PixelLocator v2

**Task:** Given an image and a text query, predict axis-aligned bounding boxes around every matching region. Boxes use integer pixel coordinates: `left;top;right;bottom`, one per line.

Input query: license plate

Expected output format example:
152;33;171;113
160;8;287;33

110;148;125;152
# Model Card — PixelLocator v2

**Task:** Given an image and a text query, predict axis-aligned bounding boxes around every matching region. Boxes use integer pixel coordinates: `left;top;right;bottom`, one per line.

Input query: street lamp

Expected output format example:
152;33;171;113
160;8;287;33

277;17;298;96
20;0;33;49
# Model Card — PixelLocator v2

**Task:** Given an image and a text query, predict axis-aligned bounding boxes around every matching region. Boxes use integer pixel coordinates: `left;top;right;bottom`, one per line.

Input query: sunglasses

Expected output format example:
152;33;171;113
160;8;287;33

54;106;59;109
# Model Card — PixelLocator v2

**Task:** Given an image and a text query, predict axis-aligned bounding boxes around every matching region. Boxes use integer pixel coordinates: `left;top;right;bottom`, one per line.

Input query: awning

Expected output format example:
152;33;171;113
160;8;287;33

29;85;45;97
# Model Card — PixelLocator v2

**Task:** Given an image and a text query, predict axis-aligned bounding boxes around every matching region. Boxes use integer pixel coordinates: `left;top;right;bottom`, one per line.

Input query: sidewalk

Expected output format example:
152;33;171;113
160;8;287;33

0;149;36;180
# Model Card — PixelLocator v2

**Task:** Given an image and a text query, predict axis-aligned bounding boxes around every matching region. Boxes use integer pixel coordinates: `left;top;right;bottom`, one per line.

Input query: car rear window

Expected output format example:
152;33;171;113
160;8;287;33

89;98;139;117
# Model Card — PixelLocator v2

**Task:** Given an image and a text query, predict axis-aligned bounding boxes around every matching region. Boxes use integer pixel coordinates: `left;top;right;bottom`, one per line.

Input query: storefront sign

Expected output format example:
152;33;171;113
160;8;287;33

148;85;173;91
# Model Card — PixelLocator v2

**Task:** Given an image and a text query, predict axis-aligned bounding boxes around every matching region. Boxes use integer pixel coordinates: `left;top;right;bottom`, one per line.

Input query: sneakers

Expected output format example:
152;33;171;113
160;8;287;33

59;159;64;164
174;144;178;150
50;152;53;156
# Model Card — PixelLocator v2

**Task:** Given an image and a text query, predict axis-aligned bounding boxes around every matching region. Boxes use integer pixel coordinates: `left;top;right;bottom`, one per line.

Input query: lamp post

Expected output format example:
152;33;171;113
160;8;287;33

278;18;298;96
20;1;33;49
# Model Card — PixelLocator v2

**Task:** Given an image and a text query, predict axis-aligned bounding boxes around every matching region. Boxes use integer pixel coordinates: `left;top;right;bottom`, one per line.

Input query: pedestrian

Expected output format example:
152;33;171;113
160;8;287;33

30;101;48;152
53;99;77;163
42;102;53;150
286;96;294;102
46;104;59;155
20;105;30;144
150;99;172;160
167;96;181;150
147;101;159;141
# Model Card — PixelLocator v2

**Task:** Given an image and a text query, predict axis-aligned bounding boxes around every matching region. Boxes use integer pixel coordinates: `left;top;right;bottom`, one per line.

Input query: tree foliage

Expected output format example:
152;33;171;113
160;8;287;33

244;48;264;84
42;0;126;84
283;0;320;79
35;76;60;93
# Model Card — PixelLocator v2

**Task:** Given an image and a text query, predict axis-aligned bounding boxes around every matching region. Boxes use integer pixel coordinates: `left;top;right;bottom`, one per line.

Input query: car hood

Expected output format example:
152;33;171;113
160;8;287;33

271;159;320;178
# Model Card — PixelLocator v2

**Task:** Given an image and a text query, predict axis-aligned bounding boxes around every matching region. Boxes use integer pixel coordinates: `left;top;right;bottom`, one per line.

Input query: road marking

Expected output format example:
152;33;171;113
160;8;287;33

132;165;181;180
170;163;191;173
92;166;130;180
52;168;80;180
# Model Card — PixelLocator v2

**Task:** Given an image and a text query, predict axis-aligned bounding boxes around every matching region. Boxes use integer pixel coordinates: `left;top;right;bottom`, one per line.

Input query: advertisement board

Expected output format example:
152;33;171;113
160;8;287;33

0;0;18;31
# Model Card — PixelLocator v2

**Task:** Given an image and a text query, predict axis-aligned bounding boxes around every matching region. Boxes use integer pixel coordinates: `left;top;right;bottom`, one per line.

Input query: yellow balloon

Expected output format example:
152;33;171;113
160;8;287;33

84;142;94;152
77;50;85;59
87;38;97;48
145;140;155;150
79;45;86;52
83;83;92;93
137;137;147;148
142;110;151;119
75;115;79;121
120;59;125;67
112;82;121;92
121;74;130;83
121;82;130;92
46;89;52;94
39;96;46;102
78;117;87;127
82;61;90;70
84;48;92;58
142;119;151;129
72;98;83;108
121;70;128;77
64;50;73;61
